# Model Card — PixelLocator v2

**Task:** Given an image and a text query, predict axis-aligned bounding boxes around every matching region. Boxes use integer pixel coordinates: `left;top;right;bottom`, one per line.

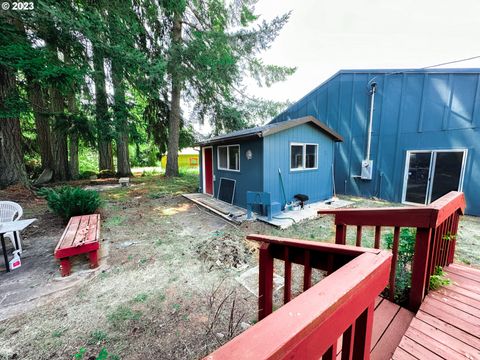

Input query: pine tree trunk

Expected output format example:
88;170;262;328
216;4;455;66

93;45;114;173
69;132;79;179
63;48;80;180
165;14;183;177
44;37;70;182
27;80;53;170
116;133;130;176
67;92;79;179
50;86;70;181
111;58;131;176
15;16;53;172
0;65;28;188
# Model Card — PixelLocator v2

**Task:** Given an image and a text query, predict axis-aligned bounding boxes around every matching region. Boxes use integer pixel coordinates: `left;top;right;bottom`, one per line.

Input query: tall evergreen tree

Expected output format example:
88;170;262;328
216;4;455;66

92;44;114;173
28;80;53;171
0;64;28;188
111;58;131;176
160;0;295;176
4;1;88;181
0;14;32;187
1;0;293;184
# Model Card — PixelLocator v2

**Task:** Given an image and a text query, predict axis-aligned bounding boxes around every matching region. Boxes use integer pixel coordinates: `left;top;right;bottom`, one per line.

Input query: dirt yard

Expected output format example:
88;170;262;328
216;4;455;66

0;174;479;360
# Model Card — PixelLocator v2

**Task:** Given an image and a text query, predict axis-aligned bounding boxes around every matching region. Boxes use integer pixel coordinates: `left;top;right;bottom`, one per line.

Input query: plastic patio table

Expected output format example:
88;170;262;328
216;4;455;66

0;218;36;272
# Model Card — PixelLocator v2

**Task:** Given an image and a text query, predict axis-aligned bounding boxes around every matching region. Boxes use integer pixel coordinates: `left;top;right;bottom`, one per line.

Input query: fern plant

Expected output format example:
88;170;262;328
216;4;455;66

38;186;102;221
429;266;451;290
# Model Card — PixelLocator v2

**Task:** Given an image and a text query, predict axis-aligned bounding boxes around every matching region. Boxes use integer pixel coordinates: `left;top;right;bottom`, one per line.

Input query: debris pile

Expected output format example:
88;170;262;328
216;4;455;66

195;231;255;270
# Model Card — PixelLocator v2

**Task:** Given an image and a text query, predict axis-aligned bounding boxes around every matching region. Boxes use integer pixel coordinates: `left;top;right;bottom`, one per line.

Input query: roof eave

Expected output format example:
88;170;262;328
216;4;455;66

196;132;262;146
262;115;343;142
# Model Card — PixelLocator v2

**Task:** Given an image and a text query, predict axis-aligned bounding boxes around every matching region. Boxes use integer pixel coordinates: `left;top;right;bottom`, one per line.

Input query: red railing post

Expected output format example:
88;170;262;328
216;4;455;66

409;227;432;311
341;324;355;360
258;242;274;320
356;226;362;246
389;227;400;302
336;224;347;244
352;302;375;360
303;250;312;291
374;226;381;249
327;253;335;275
323;342;337;360
320;192;466;312
427;226;438;277
204;235;391;360
283;247;292;303
447;211;460;264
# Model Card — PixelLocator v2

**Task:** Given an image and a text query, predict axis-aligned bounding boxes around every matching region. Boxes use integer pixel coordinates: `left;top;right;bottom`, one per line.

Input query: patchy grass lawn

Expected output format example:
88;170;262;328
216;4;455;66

0;172;479;359
456;215;480;266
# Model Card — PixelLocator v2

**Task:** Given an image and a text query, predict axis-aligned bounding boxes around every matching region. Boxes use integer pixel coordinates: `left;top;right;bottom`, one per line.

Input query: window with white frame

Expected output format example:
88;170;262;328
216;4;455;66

217;145;240;171
290;143;318;171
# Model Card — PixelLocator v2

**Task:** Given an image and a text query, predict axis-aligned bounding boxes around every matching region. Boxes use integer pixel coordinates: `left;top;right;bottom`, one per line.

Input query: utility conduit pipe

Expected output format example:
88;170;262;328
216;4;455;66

366;82;377;161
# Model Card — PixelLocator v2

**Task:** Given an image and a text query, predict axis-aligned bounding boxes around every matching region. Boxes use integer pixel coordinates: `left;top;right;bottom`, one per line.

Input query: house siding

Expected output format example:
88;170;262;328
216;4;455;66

200;138;264;209
272;69;480;216
263;123;335;209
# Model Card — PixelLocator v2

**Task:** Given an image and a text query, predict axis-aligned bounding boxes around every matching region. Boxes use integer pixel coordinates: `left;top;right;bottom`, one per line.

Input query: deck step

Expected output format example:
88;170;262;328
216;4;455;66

334;297;414;360
392;264;480;359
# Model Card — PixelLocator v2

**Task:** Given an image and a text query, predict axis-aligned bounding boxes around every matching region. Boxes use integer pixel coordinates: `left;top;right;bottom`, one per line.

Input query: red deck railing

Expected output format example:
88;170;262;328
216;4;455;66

318;191;466;310
204;192;465;360
205;235;392;360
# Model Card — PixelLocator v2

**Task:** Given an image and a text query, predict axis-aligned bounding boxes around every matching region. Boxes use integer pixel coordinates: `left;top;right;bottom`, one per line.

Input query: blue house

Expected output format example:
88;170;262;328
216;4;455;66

272;68;480;216
197;116;343;215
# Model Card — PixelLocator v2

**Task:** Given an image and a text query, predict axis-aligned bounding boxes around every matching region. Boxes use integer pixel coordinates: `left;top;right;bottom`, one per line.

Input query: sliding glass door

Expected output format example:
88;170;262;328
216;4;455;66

404;152;432;204
403;150;467;205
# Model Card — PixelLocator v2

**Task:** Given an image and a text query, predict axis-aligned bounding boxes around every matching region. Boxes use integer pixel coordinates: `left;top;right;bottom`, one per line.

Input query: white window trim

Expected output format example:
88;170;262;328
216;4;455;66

290;142;319;171
401;148;468;206
217;144;241;172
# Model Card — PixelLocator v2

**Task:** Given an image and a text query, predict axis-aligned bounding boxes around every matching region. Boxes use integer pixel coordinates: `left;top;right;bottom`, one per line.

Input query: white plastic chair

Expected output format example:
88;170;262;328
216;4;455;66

0;201;24;254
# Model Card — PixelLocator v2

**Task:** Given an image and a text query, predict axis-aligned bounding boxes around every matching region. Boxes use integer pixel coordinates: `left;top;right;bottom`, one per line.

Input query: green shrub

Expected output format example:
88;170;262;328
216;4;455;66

38;186;102;220
384;228;416;304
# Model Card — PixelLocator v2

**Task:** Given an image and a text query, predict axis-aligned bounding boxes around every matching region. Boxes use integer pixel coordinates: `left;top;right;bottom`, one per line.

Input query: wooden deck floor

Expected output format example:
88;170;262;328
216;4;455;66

335;296;415;359
369;297;415;359
392;263;480;359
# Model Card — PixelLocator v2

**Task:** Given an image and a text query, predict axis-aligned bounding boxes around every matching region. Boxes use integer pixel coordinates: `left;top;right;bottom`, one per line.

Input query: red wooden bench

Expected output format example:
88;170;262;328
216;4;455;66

54;214;101;276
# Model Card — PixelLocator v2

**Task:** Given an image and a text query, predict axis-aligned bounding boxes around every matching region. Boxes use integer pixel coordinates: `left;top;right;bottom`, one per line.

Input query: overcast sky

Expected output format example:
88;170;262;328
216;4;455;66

249;0;480;103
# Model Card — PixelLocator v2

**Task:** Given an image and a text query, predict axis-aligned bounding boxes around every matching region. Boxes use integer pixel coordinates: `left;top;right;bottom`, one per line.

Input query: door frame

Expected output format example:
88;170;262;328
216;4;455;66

202;146;214;195
401;148;468;206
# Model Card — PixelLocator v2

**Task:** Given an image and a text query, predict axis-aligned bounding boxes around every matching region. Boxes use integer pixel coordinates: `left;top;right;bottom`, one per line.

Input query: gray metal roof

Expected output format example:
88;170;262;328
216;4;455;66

197;116;343;146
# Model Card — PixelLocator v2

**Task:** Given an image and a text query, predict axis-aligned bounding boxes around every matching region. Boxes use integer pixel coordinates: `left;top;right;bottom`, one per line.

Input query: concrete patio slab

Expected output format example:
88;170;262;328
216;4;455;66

0;232;109;322
256;198;353;229
235;265;284;297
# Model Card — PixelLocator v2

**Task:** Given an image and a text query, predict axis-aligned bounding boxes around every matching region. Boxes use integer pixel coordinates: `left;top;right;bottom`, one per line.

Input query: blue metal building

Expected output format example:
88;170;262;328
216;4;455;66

197;116;343;214
272;68;480;216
